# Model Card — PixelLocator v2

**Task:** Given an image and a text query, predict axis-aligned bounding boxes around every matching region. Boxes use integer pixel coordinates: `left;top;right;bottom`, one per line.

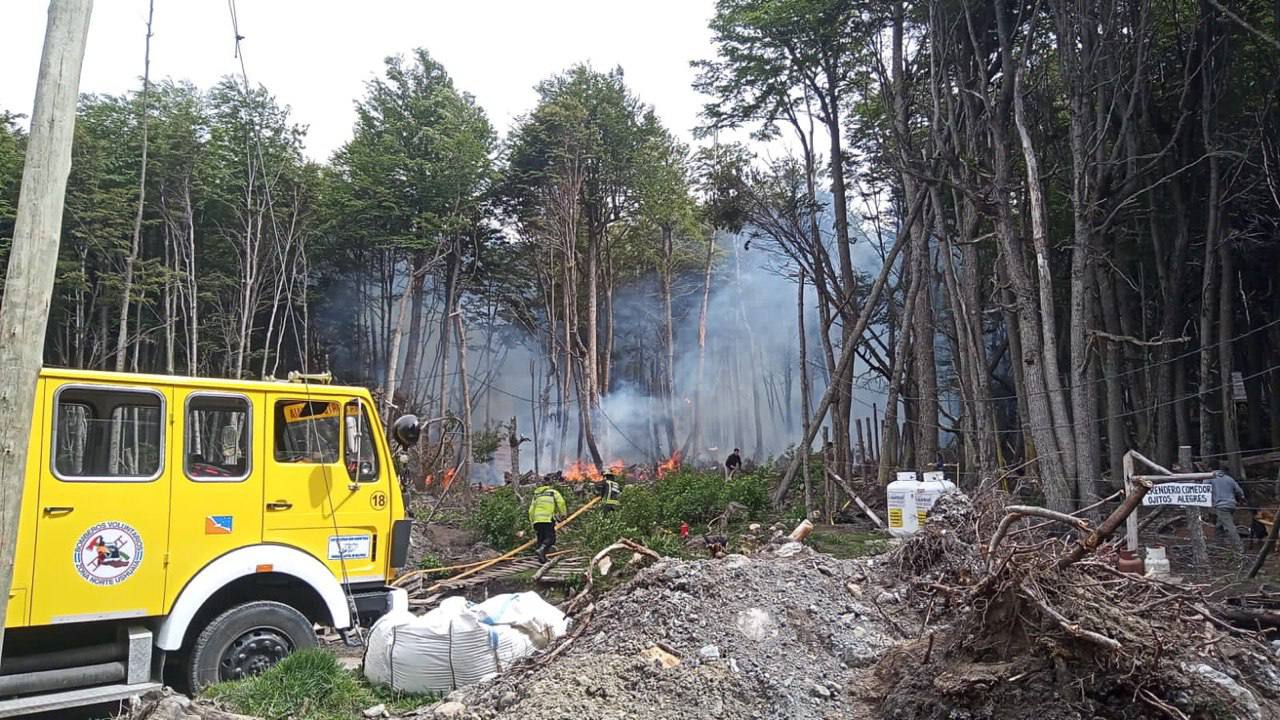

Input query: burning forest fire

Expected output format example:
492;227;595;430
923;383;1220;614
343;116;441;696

558;459;628;482
423;467;457;489
657;450;682;478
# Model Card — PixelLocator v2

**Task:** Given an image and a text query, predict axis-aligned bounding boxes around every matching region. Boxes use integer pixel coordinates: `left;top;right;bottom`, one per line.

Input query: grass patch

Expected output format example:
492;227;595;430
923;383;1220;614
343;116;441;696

202;648;435;720
809;528;892;559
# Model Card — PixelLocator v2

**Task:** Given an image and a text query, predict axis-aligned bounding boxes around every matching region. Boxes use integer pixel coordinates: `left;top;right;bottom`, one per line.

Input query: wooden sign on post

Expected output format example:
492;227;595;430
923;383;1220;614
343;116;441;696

1141;483;1212;507
1123;449;1217;552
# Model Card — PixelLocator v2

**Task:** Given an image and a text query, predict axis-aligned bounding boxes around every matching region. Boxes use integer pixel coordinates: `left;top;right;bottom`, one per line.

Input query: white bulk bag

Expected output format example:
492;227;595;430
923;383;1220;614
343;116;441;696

472;591;571;646
364;593;569;693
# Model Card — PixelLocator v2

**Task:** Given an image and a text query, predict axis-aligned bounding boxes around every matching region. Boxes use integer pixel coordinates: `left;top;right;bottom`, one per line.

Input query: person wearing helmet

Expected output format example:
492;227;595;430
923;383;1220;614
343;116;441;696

595;472;622;513
528;484;567;564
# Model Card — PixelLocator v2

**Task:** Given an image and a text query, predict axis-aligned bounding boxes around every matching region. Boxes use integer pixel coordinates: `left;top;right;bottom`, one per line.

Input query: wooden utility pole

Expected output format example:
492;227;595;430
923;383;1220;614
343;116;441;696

0;0;94;657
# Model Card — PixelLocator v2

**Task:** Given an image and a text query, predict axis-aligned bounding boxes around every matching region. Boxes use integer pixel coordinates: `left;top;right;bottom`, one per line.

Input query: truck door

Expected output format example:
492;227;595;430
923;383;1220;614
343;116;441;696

30;382;172;626
164;389;265;611
262;396;388;585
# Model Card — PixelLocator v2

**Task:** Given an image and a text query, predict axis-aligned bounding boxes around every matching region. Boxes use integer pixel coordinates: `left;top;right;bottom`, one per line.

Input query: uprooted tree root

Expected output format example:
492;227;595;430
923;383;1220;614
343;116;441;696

868;487;1280;720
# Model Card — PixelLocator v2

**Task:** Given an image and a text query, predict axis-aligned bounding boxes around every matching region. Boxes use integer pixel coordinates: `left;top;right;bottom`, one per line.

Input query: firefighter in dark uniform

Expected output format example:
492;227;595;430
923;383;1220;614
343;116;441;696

596;472;622;513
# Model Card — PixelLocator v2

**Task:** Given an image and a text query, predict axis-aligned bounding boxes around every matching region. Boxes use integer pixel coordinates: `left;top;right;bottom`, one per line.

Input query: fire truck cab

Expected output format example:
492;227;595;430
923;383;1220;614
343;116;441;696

1;368;412;715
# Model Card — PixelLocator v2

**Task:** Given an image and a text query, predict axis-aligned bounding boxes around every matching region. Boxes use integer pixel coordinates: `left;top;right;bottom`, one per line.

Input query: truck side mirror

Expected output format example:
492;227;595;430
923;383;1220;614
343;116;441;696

392;414;421;447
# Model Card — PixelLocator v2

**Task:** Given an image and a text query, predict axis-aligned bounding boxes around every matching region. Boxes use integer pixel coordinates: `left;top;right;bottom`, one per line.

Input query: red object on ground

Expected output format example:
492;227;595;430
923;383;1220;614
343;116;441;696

679;522;689;539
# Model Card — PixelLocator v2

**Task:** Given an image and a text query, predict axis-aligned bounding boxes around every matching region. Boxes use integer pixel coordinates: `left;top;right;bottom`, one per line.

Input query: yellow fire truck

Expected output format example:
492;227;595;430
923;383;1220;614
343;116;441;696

0;368;416;715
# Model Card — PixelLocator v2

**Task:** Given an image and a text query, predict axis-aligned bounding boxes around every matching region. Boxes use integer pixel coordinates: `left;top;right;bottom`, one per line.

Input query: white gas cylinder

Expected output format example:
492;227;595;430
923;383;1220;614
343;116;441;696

915;471;958;526
886;471;920;538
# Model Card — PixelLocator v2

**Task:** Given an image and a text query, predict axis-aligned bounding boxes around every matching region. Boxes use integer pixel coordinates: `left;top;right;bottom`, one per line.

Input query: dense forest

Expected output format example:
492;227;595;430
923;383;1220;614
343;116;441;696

4;0;1280;515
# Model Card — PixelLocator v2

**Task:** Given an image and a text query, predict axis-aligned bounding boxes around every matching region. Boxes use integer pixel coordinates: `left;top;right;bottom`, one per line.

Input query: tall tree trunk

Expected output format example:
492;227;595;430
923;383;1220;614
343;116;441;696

682;233;714;460
1152;181;1192;466
114;0;154;373
733;239;765;459
1199;60;1221;462
661;226;678;457
437;243;459;446
454;313;473;482
1218;234;1242;477
384;258;413;418
1057;9;1103;508
799;269;814;518
820;70;857;495
401;251;428;405
981;0;1070;507
585;227;601;408
1012;56;1078;489
891;0;939;471
1095;264;1129;486
879;245;927;485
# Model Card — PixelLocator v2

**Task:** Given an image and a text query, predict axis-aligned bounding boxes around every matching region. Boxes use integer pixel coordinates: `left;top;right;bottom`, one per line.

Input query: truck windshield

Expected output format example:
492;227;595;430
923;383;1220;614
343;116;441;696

274;400;340;464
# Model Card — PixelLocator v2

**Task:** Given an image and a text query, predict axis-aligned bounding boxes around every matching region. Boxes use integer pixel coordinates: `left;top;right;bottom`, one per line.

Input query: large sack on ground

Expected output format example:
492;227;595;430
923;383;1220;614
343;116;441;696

364;593;568;693
472;591;570;646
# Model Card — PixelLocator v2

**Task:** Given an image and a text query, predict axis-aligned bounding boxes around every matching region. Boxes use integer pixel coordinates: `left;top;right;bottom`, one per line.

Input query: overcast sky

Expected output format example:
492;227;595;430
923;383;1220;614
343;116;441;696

0;0;725;161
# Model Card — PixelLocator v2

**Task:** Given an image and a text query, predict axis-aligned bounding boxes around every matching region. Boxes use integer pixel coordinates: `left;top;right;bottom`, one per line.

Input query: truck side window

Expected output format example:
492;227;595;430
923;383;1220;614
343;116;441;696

274;400;340;464
187;394;251;481
53;386;164;481
344;400;379;483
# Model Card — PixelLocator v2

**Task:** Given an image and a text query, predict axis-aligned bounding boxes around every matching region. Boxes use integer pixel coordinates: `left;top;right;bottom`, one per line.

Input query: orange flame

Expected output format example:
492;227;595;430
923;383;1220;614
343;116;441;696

423;468;458;489
560;459;626;482
657;450;682;478
563;459;601;483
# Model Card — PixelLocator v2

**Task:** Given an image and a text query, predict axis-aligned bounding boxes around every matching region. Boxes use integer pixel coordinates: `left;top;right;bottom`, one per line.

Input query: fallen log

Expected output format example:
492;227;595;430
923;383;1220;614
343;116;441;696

1211;605;1280;631
827;470;884;528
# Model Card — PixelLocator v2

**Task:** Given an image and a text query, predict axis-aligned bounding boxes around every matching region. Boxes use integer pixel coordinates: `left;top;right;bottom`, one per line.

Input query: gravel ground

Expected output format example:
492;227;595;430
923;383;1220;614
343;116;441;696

427;545;909;720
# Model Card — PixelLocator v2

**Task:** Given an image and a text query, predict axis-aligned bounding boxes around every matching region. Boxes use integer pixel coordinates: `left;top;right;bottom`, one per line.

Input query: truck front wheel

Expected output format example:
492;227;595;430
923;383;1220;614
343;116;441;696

187;600;317;691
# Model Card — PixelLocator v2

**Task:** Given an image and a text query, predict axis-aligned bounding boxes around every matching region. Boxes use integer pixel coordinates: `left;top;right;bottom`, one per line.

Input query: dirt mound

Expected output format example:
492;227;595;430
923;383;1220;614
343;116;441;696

447;548;908;720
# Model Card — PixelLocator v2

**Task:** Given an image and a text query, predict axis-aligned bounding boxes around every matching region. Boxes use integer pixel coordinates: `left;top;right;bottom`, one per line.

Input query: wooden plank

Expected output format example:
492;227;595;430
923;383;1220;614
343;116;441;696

1243;451;1280;467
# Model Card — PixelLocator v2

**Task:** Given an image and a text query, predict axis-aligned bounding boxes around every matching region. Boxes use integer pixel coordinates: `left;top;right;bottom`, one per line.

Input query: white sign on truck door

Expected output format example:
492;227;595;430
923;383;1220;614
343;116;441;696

1141;483;1212;507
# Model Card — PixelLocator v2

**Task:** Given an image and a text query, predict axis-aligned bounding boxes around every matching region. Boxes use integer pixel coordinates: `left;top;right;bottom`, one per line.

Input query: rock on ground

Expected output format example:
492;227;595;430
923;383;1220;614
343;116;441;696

450;549;904;720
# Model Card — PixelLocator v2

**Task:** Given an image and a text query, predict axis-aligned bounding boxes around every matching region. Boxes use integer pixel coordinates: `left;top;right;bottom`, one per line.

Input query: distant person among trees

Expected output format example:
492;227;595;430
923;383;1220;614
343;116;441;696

1211;462;1247;554
725;448;742;478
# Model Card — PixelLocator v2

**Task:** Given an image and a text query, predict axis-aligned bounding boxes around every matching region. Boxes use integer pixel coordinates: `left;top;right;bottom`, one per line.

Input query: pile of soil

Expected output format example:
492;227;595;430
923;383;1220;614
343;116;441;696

441;547;909;720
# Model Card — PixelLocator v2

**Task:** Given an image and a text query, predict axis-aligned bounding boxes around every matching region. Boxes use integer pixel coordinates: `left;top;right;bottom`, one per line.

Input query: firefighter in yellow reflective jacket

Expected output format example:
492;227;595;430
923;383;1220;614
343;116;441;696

595;473;622;513
528;484;567;564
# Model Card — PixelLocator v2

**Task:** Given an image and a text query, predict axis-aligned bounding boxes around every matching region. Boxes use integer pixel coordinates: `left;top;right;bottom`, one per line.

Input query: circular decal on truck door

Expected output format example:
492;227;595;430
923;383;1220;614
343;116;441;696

74;521;144;586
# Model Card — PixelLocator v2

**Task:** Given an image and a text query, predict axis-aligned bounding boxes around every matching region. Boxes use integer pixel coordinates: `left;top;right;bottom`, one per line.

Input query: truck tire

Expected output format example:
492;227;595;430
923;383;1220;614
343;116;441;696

187;600;317;691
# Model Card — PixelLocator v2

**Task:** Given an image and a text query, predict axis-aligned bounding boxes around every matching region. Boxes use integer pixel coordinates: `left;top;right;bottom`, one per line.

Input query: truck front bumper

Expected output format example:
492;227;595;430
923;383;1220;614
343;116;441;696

349;585;408;626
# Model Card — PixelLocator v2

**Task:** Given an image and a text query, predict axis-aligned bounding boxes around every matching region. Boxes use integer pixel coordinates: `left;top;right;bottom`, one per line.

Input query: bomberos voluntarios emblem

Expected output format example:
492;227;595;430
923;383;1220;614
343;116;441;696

74;521;144;585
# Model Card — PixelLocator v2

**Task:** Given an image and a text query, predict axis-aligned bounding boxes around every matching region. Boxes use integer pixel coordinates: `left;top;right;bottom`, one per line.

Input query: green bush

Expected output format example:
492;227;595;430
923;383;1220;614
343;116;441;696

725;470;769;517
654;470;728;526
564;511;626;554
617;484;660;533
465;486;525;551
203;648;432;720
462;470;769;560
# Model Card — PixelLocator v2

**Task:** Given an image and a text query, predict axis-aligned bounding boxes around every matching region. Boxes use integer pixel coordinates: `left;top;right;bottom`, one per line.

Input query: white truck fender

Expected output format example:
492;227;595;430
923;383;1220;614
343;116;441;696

156;544;352;651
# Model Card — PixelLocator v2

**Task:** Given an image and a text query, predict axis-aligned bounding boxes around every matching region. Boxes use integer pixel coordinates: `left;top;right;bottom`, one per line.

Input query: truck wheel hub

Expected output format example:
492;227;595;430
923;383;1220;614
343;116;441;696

220;627;291;680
